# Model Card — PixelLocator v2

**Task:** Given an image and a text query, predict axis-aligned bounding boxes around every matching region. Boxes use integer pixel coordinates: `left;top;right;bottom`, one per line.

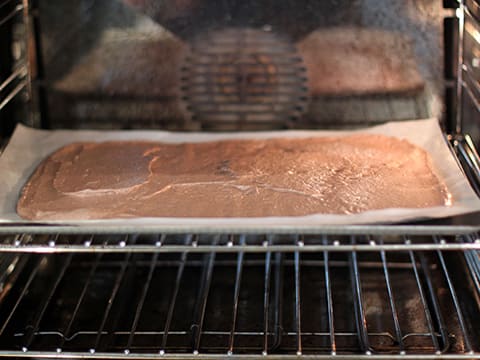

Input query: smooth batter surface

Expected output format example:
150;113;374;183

17;135;451;220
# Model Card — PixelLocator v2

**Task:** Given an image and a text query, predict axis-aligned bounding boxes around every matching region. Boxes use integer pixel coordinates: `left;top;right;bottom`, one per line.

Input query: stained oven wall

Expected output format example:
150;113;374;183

37;0;450;131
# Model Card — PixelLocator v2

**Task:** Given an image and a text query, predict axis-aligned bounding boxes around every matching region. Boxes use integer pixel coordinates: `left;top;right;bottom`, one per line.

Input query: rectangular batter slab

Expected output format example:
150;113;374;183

17;134;451;220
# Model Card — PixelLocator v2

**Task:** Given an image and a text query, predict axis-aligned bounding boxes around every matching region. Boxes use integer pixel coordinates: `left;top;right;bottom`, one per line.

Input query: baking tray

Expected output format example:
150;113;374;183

0;118;479;229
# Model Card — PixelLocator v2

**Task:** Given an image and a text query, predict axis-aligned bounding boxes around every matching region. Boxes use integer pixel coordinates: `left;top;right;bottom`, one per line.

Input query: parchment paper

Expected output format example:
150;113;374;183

1;118;479;227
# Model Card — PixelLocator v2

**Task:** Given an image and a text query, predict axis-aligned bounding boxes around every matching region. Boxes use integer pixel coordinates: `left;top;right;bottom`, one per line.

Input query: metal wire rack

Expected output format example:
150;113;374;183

0;0;31;121
0;235;477;359
0;231;480;254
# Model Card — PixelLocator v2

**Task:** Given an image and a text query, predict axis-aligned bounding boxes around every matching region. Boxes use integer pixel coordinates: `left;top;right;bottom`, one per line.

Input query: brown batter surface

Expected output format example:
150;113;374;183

17;135;451;220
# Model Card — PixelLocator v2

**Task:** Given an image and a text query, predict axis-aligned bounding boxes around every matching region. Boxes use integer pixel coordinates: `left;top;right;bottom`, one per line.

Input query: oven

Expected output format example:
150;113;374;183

0;0;480;359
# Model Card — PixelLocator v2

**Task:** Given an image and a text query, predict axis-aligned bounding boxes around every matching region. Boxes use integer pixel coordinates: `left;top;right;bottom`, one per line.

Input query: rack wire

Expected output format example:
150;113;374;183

0;232;479;253
0;0;29;113
0;241;476;358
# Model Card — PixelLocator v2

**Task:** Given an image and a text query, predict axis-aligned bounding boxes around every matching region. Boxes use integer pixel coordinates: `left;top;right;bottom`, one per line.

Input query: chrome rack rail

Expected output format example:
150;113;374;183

454;134;480;195
0;0;30;117
0;232;478;253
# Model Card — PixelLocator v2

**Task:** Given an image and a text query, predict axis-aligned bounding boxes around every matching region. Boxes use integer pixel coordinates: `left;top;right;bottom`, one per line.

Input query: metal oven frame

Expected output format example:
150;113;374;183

0;0;480;359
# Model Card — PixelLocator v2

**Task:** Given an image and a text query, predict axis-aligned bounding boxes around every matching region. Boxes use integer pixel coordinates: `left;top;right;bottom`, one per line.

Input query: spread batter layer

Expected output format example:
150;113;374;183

17;135;451;220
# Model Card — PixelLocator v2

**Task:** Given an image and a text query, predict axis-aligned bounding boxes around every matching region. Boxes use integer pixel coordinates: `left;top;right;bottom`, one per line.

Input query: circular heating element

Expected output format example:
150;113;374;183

181;28;308;129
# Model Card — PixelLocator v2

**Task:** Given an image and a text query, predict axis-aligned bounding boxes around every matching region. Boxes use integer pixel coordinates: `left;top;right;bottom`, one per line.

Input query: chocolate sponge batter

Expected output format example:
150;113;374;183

17;135;451;220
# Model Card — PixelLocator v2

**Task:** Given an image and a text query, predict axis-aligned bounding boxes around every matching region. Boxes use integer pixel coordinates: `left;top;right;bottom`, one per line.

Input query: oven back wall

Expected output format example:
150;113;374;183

38;0;450;131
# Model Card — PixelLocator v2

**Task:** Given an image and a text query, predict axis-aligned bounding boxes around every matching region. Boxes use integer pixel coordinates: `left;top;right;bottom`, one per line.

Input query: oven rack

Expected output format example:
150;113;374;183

454;134;480;193
0;243;477;358
0;0;34;125
0;0;25;107
1;228;479;255
0;231;480;254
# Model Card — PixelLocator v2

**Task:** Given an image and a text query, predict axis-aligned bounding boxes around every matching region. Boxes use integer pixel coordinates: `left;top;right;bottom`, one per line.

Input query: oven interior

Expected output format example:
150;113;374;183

1;0;480;359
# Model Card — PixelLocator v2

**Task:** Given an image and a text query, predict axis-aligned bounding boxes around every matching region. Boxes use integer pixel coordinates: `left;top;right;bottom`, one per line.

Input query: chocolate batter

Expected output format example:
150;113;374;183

17;135;451;220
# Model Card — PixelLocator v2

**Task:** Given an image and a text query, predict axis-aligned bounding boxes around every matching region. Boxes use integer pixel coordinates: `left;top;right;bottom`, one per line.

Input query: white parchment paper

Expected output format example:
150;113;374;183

1;118;479;227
